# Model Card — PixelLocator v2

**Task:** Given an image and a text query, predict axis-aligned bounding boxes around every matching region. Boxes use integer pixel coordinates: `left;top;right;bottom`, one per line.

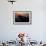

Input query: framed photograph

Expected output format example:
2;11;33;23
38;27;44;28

13;11;32;25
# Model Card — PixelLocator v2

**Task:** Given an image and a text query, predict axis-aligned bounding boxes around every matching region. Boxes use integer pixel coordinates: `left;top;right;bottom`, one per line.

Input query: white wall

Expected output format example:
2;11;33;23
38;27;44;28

0;0;46;41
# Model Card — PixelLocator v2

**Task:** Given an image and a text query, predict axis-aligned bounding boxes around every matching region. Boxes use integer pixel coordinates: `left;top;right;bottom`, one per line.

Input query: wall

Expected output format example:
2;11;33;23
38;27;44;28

0;0;46;41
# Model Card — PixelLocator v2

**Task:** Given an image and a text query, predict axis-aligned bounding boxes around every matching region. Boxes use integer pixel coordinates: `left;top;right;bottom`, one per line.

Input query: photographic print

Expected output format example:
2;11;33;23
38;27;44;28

13;11;32;25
